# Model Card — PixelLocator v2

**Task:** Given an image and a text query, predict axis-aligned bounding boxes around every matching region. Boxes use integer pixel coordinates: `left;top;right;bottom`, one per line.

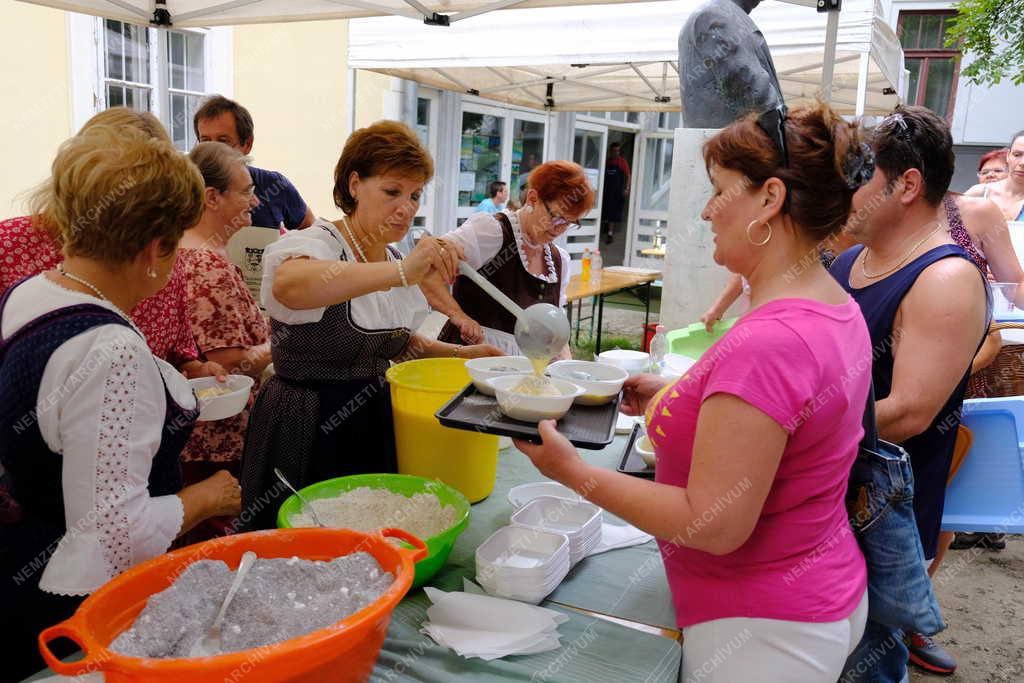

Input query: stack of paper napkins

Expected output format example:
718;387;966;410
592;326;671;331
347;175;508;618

420;582;568;660
589;521;654;556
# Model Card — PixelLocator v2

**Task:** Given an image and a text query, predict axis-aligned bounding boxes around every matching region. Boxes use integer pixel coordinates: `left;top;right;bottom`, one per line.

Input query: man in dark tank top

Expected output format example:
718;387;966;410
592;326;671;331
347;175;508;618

830;106;991;681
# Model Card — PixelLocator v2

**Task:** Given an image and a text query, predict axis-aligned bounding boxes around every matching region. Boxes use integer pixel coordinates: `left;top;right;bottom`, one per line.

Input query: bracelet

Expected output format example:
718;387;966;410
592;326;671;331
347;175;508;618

396;260;409;288
451;345;461;358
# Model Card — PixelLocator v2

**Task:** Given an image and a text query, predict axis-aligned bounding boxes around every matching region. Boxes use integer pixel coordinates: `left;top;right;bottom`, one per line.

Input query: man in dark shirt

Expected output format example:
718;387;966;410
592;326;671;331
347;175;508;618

193;96;314;230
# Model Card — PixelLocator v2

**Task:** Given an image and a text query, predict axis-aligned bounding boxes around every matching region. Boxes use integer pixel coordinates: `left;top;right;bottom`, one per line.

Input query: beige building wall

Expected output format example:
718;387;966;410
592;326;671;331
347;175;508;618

0;3;72;217
232;19;351;220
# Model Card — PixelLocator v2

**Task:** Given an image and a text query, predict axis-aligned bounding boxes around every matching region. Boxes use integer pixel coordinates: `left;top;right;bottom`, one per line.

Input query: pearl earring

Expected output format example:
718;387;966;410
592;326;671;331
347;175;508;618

148;268;158;279
526;205;534;214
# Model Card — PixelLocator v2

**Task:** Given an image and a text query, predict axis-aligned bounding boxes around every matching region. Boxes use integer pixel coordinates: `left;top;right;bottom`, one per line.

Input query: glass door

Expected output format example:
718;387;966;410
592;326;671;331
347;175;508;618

511;118;545;203
629;131;674;267
413;90;439;233
569;122;607;261
458;108;505;220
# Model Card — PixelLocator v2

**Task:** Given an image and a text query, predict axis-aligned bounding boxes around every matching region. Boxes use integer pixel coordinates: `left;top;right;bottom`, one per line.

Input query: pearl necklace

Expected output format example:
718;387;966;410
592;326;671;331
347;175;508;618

56;264;133;322
341;216;368;263
860;222;944;279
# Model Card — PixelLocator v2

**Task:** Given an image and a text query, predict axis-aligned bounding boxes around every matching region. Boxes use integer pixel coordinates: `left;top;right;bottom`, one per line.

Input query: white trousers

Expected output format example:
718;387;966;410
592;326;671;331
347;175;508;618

679;590;868;683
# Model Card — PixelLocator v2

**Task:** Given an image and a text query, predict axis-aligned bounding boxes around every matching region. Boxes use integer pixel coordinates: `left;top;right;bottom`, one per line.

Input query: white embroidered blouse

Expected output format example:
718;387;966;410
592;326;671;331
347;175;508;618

1;275;191;596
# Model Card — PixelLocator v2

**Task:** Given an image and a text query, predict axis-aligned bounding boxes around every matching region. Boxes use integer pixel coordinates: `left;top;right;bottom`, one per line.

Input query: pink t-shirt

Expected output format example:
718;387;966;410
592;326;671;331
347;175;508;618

650;297;870;628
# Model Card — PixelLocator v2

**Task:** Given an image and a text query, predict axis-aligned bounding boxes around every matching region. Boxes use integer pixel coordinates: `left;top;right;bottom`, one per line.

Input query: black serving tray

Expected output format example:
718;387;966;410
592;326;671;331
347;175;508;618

435;383;620;449
617;423;654;478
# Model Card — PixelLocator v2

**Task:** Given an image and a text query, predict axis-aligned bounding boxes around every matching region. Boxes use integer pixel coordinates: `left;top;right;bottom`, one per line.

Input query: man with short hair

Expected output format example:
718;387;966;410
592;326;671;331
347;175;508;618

476;180;508;214
602;142;630;244
832;105;991;681
193;95;315;230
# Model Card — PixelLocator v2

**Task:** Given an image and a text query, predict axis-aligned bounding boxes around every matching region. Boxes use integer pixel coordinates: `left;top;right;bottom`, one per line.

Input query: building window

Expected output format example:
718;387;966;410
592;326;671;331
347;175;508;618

103;20;152;112
897;11;960;120
102;19;208;150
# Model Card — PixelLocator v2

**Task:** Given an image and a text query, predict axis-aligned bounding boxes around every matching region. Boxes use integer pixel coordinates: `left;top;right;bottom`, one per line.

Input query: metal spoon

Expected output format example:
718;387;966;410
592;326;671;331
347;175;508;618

457;261;569;358
274;468;325;528
190;551;257;657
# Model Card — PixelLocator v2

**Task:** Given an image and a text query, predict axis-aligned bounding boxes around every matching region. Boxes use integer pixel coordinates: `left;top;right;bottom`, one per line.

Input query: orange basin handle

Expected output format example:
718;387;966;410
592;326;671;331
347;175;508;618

380;528;428;562
39;620;106;675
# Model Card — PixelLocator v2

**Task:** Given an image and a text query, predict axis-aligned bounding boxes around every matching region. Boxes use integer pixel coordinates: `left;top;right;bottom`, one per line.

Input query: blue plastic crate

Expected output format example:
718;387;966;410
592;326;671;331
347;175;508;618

941;397;1024;533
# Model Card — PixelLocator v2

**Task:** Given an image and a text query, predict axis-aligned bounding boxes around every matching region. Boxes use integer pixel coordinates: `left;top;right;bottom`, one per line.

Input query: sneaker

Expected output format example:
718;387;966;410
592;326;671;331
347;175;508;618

905;632;957;675
950;532;985;550
983;533;1006;550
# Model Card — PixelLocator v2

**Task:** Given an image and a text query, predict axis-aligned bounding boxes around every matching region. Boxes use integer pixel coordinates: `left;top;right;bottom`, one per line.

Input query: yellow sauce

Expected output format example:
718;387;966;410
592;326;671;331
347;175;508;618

195;385;230;400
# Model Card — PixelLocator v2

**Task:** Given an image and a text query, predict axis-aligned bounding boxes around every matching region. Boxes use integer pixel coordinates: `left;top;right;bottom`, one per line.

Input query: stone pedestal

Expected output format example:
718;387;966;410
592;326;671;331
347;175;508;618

660;127;740;331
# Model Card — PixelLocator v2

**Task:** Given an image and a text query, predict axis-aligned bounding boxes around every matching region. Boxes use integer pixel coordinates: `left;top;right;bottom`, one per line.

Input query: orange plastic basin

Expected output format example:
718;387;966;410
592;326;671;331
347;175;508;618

38;528;427;683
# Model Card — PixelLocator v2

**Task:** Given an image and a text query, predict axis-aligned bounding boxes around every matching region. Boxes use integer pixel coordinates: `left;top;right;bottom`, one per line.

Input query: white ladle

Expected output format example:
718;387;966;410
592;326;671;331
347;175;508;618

457;261;569;359
190;550;257;657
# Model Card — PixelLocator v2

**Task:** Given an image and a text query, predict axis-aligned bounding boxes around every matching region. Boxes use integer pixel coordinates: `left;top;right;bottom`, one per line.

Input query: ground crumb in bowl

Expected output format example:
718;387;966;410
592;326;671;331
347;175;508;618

110;553;393;658
290;486;459;540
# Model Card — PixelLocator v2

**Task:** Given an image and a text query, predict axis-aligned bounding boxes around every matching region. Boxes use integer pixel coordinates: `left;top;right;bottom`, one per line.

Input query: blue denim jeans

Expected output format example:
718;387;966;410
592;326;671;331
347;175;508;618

840;439;946;682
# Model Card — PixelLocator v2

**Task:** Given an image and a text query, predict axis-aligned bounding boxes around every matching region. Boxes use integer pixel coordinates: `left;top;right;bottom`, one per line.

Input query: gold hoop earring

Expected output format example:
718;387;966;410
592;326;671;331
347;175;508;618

746;219;772;246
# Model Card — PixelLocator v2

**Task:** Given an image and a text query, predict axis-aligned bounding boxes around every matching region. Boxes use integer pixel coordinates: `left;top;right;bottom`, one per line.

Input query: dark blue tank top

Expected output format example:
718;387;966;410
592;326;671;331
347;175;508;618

830;244;990;558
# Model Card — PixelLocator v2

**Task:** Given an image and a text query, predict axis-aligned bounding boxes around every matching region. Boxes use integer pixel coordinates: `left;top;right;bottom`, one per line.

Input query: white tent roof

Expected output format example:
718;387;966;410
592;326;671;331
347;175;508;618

16;0;668;27
349;0;903;113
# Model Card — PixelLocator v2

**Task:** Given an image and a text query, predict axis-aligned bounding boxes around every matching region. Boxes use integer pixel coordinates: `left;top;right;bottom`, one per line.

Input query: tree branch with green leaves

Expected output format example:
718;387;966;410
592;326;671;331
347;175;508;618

948;0;1024;86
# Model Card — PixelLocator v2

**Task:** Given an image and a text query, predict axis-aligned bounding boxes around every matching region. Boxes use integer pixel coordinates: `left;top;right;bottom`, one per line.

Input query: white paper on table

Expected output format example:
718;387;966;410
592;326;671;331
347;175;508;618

588;522;654;556
615;413;642;434
421;586;568;660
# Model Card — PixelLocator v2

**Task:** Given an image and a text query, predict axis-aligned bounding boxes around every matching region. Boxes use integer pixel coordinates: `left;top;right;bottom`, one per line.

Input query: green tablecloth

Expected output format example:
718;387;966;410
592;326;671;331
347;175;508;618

26;435;681;683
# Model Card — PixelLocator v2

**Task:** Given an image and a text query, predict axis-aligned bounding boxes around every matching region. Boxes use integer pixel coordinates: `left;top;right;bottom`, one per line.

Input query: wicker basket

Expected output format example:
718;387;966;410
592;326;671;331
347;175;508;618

966;322;1024;398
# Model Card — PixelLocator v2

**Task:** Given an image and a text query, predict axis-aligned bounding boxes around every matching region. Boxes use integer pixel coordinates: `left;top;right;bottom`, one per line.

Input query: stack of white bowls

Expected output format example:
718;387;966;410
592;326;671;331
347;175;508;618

510;496;603;566
475;525;571;604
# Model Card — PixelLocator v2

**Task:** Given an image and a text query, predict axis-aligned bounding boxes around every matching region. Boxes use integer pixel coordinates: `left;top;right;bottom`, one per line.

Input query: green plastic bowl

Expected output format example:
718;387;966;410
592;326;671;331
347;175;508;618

277;473;471;589
666;317;738;359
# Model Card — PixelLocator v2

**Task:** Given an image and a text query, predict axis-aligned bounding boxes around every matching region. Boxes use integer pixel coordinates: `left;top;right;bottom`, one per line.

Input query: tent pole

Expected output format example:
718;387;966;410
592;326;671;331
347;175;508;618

855;52;869;116
821;8;840;102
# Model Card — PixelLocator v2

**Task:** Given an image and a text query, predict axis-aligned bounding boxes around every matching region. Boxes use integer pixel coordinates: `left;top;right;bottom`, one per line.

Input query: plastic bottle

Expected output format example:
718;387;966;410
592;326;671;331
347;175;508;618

649;324;668;374
581;248;592;282
589;250;602;283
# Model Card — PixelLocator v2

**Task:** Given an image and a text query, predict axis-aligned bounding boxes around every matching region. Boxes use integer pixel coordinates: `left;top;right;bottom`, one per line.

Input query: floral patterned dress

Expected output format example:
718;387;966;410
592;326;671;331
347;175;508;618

0;216;200;366
178;247;270;471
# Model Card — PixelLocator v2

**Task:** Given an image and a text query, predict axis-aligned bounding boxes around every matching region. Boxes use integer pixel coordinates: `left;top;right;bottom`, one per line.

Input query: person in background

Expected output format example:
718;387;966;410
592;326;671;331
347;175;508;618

976;148;1009;185
0;108;223;381
194;95;315;231
240;121;501;530
833;105;991;680
476;180;508;215
177;143;273;542
602;142;631;244
0;124;241;682
423;161;592;354
519;103;873;680
966;131;1024;221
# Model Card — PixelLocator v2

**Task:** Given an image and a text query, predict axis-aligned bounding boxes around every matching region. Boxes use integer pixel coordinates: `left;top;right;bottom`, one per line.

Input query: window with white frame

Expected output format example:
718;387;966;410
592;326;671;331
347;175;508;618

101;19;208;150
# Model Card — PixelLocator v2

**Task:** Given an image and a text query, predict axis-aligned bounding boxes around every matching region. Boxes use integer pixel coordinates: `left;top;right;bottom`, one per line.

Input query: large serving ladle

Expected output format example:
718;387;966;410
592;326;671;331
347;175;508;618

457;262;569;359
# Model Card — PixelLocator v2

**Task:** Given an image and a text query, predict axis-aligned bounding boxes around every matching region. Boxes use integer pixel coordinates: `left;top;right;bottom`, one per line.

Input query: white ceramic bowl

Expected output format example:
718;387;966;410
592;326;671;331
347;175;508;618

546;360;629;406
635;434;656;468
188;375;254;421
597;349;650;377
486;375;585;422
465;356;533;396
507;481;582;510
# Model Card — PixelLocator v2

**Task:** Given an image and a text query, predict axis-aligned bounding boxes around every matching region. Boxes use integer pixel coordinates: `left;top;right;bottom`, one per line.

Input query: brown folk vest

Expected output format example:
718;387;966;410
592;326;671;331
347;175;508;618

439;212;563;344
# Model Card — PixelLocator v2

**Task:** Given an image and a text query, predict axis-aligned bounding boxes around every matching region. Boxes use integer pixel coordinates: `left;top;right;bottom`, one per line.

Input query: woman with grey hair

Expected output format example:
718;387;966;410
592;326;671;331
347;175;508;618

177;142;271;541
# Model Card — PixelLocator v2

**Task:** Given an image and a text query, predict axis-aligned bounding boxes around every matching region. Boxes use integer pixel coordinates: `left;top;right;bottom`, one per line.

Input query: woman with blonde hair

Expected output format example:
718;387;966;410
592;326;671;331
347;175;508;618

0;107;222;379
0;124;241;680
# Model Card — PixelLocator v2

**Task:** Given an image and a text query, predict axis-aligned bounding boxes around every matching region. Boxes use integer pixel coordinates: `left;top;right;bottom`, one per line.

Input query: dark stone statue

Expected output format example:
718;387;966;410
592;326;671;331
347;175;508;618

678;0;785;128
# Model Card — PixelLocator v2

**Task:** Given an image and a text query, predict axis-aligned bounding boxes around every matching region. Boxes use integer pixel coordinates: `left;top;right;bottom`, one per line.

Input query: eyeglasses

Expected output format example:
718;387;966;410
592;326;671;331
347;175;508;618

756;105;789;168
230;184;257;200
542;200;580;232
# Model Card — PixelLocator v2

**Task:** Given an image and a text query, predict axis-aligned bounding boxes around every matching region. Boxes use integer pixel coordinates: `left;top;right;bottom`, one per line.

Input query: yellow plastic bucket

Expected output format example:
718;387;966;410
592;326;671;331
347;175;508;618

386;358;498;503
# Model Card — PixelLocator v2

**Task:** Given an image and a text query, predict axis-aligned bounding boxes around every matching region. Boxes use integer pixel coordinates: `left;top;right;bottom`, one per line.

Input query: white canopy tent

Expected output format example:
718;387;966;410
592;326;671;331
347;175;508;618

16;0;667;27
349;0;904;115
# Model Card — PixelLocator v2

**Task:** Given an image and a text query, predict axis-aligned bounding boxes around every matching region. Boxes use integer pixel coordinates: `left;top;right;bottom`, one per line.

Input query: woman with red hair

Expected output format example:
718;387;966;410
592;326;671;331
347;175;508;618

425;160;595;357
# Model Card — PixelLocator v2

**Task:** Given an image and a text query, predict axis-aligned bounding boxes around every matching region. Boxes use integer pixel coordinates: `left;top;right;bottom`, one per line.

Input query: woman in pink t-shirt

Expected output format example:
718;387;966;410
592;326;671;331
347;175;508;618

518;103;874;680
